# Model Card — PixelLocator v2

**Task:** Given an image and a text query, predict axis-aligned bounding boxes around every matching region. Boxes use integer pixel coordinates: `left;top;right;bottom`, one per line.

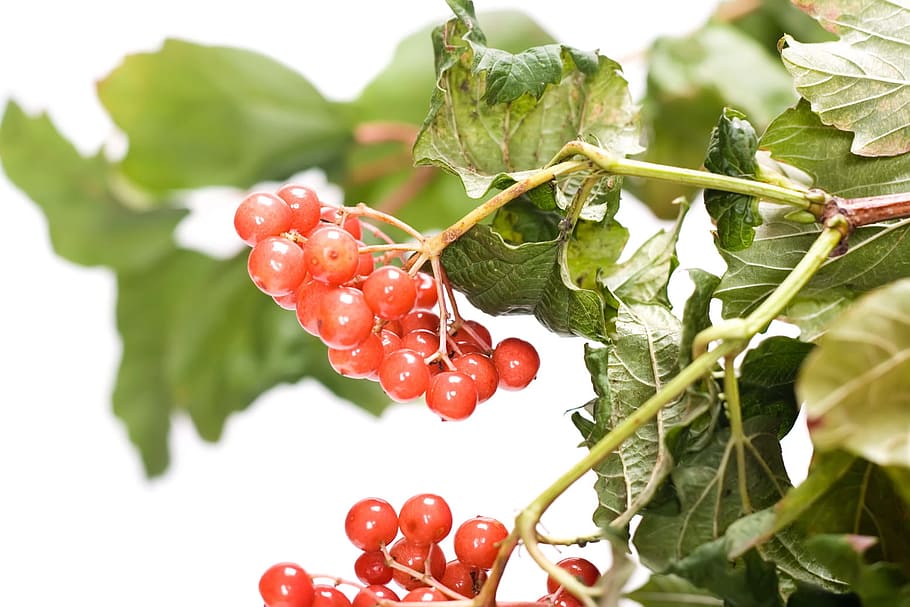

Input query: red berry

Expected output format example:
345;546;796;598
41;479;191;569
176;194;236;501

546;557;600;594
235;192;292;246
317;286;375;350
248;236;307;296
551;592;585;607
379;349;431;402
451;321;492;351
344;498;398;551
425;372;478;421
277;184;322;235
398;494;453;545
400;587;447;602
273;289;299;311
440;560;487;598
452;353;498;403
492;337;540;390
295;279;332;337
259;562;315;607
389;538;447;590
453;516;508;570
304;226;360;285
352;585;399;607
401;329;440;360
354;551;393;586
320;206;364;240
312;585;352;607
363;266;418;320
412;272;438;310
328;333;384;378
400;310;440;334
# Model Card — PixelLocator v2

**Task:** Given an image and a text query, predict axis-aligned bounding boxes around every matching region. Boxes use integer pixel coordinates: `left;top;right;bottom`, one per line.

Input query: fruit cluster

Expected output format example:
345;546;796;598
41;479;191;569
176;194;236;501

258;493;601;607
234;185;541;420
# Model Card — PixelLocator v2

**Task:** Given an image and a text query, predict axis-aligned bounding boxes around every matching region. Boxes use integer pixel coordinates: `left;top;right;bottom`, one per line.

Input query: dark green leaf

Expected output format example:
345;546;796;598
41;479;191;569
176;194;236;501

739;336;813;437
670;542;783;607
704;108;762;251
731;0;836;51
565;215;629;292
624;573;723;607
490;197;561;244
678;269;721;367
798;279;910;468
97;39;350;191
0;101;185;272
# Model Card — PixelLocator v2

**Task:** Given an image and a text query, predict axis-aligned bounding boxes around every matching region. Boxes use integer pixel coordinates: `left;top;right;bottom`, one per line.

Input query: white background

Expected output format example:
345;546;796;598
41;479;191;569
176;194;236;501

0;2;811;606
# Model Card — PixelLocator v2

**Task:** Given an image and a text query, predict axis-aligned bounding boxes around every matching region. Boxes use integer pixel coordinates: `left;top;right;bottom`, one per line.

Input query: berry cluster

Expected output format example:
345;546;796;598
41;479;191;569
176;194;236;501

234;185;541;419
257;493;602;607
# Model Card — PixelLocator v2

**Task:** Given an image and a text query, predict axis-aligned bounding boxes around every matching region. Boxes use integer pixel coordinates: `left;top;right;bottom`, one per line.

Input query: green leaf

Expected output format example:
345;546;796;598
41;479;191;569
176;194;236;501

625;573;723;607
678;270;721;368
670;542;783;607
440;224;608;341
631;23;796;216
738;337;813;438
114;250;389;476
97;39;350;191
798;278;910;468
490;197;561;244
782;0;910;157
414;6;641;197
762;100;910;198
731;0;836;51
703;108;762;251
714;204;910;336
565;218;629;292
0;101;185;272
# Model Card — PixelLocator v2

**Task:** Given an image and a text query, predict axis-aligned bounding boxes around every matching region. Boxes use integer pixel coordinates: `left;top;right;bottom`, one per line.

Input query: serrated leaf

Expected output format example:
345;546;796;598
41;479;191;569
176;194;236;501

739;336;813;438
97;39;350;192
762;100;910;198
714;204;910;335
114;250;388;476
624;574;723;607
414;6;641;197
704;108;762;251
0;101;185;272
782;0;910;156
798;278;910;468
440;224;608;341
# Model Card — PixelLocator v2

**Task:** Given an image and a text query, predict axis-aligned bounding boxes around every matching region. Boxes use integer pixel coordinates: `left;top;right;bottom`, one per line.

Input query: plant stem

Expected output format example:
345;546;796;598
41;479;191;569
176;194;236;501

551;141;815;210
724;354;752;513
835;192;910;227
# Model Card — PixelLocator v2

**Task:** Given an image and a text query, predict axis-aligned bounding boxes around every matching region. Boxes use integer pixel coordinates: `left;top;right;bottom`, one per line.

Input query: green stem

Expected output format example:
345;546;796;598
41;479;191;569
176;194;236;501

551;141;815;210
724;354;752;513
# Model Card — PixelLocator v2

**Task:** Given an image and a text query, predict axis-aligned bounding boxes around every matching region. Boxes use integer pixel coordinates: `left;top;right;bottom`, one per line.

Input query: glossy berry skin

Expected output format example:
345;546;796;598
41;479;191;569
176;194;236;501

440;560;487;598
276;184;321;235
551;591;585;607
425;372;478;421
344;497;398;552
492;337;540;390
452;353;498;403
353;551;393;585
235;192;292;246
389;538;447;590
311;585;352;607
399;310;440;334
398;493;453;545
295;279;332;337
317;286;374;350
247;236;307;296
328;333;384;378
453;516;509;570
412;272;438;310
400;329;440;360
352;585;399;607
362;266;417;320
259;562;315;607
546;557;600;594
303;226;360;285
401;587;448;602
378;349;431;402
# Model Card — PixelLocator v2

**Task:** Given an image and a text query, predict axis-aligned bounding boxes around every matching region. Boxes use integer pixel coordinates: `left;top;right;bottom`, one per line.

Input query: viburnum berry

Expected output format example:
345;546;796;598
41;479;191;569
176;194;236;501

295;279;332;337
545;557;600;594
453;516;509;570
398;493;453;545
259;562;316;607
492;337;540;390
362;265;418;321
351;585;399;607
248;236;307;296
379;349;431;402
320;206;364;240
311;585;353;607
399;310;440;334
304;225;361;285
440;560;488;598
235;192;292;246
317;286;374;350
452;353;498;403
328;333;384;378
412;272;438;310
451;320;492;351
550;592;585;607
276;184;322;235
389;537;447;590
400;587;448;602
344;497;398;552
354;551;393;586
400;329;440;360
425;372;478;421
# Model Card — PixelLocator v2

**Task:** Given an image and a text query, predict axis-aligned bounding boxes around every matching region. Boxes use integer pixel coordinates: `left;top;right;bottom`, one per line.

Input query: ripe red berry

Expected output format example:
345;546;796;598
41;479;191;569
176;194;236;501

400;587;448;602
451;321;492;351
398;493;453;545
311;585;352;607
352;585;399;607
452;353;498;403
400;329;440;360
259;562;315;607
304;226;360;285
425;372;478;421
363;266;418;320
317;286;375;350
354;551;393;585
551;591;585;607
492;337;540;390
328;333;384;378
235;192;292;246
295;279;332;337
545;557;600;594
276;184;322;235
344;497;398;551
453;516;509;570
389;538;447;590
248;236;307;296
412;272;438;310
440;560;487;598
379;349;431;402
400;310;440;334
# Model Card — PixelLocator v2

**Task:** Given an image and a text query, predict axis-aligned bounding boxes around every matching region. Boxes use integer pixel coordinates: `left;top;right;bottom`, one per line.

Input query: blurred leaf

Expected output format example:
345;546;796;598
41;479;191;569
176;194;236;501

414;3;640;197
631;23;795;215
0;101;185;272
704;108;762;251
624;573;723;607
798;278;910;468
782;0;910;156
114;251;389;477
731;0;836;51
97;39;350;192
